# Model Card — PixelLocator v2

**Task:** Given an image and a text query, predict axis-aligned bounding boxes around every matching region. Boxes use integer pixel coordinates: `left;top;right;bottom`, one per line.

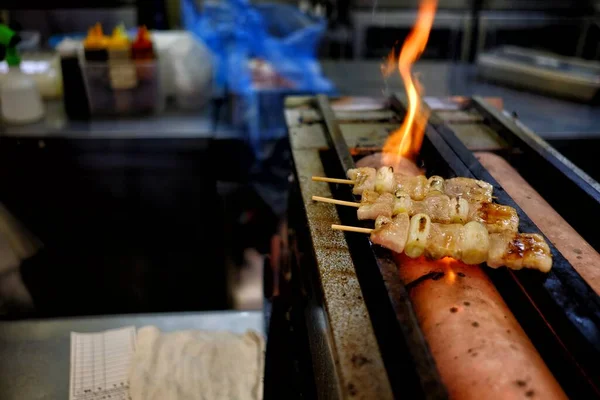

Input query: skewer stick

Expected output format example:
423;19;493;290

312;176;354;184
331;224;373;234
312;196;360;208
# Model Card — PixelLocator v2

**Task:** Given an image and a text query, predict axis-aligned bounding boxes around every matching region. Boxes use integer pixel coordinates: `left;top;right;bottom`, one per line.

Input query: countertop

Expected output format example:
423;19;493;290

0;311;263;400
0;101;219;139
322;61;600;140
1;61;598;141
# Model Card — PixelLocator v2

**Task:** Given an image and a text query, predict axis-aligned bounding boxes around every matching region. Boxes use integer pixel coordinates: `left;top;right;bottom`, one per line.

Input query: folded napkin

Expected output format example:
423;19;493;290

129;326;264;400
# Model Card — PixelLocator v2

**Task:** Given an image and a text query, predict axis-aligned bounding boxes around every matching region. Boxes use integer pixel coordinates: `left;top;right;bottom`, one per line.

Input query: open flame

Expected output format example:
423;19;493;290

441;257;457;284
382;0;438;164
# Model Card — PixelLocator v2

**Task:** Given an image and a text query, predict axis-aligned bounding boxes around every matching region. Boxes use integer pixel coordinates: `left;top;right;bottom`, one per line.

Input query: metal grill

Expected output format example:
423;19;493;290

284;94;600;399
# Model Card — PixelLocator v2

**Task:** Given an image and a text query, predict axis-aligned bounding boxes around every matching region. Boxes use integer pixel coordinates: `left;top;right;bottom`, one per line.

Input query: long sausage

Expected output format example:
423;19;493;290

384;157;567;399
397;255;567;400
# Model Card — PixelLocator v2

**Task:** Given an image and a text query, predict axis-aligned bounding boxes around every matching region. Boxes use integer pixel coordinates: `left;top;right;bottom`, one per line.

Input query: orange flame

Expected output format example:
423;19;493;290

383;0;438;162
440;257;457;284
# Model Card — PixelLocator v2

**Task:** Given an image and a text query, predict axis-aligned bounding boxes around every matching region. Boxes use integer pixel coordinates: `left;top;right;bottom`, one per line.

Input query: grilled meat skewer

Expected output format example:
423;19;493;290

347;167;494;203
365;213;552;272
356;189;519;233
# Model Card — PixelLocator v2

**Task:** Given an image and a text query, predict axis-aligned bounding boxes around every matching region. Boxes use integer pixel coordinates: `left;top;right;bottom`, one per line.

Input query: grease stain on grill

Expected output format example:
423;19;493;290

471;321;480;327
450;307;458;313
347;383;358;396
316;242;347;252
331;269;356;279
351;354;371;367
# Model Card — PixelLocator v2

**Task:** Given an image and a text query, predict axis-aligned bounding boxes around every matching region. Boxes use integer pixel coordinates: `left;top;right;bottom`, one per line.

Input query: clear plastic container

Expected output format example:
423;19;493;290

82;60;162;116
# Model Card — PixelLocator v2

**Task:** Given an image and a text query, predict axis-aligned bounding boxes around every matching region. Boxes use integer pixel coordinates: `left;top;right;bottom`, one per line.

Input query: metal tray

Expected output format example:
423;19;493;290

477;46;600;101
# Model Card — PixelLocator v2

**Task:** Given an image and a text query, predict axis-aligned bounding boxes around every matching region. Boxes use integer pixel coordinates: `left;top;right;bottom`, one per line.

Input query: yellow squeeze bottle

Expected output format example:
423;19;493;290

108;25;131;61
83;23;108;61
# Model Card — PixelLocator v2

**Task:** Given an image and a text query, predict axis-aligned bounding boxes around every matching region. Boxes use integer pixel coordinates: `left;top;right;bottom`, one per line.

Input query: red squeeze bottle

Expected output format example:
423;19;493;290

131;26;155;60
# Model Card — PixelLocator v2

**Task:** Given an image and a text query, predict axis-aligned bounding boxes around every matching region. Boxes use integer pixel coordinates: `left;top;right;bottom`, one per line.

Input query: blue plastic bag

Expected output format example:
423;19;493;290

182;0;249;96
182;0;335;156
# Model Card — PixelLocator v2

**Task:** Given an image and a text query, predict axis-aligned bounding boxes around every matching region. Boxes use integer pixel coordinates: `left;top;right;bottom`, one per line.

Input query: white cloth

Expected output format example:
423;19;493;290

129;326;264;400
0;203;41;314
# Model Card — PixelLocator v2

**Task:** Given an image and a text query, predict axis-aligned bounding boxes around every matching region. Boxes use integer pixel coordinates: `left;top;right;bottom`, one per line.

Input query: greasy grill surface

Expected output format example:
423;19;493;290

316;95;448;400
314;94;600;398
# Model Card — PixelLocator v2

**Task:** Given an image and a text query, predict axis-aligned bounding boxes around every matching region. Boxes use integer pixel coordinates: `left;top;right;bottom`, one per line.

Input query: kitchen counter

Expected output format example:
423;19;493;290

0;311;263;400
2;62;598;141
0;101;239;139
322;61;600;140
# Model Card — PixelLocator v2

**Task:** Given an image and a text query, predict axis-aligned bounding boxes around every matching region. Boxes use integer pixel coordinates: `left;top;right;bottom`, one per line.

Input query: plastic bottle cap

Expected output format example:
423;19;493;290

84;23;108;49
132;26;153;50
108;24;130;50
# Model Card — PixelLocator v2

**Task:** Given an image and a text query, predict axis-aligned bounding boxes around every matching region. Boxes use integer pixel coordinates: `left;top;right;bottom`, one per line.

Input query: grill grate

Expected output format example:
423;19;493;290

286;94;600;399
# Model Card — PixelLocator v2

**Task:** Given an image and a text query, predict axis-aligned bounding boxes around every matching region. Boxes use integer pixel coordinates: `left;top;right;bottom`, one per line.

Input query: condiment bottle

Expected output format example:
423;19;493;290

108;24;131;61
83;23;108;62
131;26;155;61
0;47;45;124
107;25;135;113
131;26;155;84
57;39;89;120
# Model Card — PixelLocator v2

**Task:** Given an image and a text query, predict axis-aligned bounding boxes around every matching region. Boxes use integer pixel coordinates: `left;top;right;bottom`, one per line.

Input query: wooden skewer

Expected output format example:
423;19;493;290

312;196;360;208
312;176;355;184
331;224;373;234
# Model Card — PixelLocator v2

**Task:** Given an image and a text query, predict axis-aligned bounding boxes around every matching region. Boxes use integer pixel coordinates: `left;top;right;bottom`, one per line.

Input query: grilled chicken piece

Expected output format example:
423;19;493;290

470;202;519;234
395;174;429;200
347;167;376;195
370;214;410;254
445;177;493;204
488;232;552;273
412;194;452;224
357;191;394;220
361;189;381;204
425;221;489;264
425;222;463;260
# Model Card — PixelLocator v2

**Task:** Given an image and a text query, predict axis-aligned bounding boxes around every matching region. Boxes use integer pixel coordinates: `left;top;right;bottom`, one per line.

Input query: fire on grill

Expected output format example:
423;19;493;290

278;0;600;398
284;94;600;399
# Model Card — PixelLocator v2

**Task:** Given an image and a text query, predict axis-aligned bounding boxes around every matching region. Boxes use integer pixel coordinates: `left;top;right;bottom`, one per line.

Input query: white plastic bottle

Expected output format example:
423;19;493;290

1;50;45;124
